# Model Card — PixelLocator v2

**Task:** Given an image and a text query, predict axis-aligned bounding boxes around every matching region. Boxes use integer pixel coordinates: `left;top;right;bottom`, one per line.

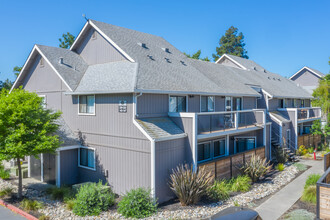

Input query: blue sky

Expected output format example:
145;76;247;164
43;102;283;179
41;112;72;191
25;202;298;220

0;0;329;81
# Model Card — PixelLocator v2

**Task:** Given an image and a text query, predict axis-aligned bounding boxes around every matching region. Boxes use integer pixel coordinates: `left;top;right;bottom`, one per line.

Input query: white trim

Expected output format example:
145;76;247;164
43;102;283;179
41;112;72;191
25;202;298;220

262;89;273;99
38;94;47;108
56;152;61;187
78;146;96;171
290;66;324;80
215;54;248;70
78;95;96;116
269;113;284;125
56;145;81;151
70;22;89;50
40;153;44;182
294;109;298;149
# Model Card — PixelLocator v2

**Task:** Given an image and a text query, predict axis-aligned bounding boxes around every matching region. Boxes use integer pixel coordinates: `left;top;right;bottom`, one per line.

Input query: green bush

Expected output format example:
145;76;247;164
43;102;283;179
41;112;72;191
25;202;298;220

276;163;285;172
20;199;43;211
293;163;307;171
38;215;50;220
0;187;13;198
0;167;10;180
229;175;251;192
207;180;230;201
238;155;272;182
118;188;157;218
304;174;321;189
46;186;74;201
72;181;115;216
308;147;314;154
298;145;307;156
64;198;75;211
169;164;213;206
301;185;317;204
273;146;288;163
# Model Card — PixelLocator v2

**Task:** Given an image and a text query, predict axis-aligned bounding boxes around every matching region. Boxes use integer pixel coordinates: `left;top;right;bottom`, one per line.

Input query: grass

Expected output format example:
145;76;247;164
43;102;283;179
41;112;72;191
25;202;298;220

46;186;74;201
229;175;251;192
0;187;13;198
207;179;230;201
233;200;240;207
20;198;43;211
64;198;76;210
304;174;321;189
276;163;285;171
301;185;317;204
293;163;308;171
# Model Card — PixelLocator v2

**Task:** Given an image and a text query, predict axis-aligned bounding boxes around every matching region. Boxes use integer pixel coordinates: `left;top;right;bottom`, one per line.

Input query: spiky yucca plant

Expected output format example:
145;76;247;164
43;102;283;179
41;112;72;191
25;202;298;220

169;164;213;206
238;155;272;182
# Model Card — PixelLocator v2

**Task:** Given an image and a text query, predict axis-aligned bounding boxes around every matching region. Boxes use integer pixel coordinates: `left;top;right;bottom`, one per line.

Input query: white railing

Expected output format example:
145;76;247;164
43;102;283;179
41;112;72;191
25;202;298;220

297;107;321;120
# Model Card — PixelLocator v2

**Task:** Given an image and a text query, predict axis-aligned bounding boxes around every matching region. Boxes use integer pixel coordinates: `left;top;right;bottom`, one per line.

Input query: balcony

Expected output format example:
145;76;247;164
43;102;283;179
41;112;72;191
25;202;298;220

297;107;321;121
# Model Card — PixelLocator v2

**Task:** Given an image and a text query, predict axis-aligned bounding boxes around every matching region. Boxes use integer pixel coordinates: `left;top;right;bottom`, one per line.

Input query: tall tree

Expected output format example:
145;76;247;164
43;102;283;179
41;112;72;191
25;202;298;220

13;66;22;77
312;74;330;121
312;119;330;147
59;32;75;49
212;26;248;61
184;50;210;61
0;88;61;198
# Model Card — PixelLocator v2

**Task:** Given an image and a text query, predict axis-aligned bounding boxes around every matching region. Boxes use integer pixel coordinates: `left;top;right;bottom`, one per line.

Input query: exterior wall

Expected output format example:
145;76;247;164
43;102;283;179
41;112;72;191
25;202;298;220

291;69;321;87
218;57;242;69
60;149;79;185
268;98;279;111
137;94;168;118
188;95;200;112
265;123;271;159
215;96;225;111
243;97;256;109
75;27;127;65
155;138;186;203
257;92;267;109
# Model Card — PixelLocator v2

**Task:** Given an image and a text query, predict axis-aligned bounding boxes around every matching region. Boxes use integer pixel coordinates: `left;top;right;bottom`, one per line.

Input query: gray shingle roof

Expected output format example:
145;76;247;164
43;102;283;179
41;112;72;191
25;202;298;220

269;111;291;123
305;66;325;77
226;54;267;72
37;45;88;90
136;117;186;140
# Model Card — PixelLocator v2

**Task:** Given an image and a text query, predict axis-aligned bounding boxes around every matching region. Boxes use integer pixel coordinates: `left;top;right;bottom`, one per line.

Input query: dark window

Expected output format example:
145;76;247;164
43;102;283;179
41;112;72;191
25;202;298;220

235;138;256;153
279;99;284;108
201;96;214;112
169;96;187;112
198;142;211;161
79;148;95;169
214;139;226;158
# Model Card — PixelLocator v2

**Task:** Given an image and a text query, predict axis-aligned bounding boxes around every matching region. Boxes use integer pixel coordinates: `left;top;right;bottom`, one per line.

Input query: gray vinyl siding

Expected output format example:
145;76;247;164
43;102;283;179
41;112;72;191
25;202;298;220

243;97;256;109
278;109;297;149
78;144;151;195
257;92;267;109
266;123;271;159
155;138;186;203
215;96;225;111
75;27;127;65
268;98;279;111
60;149;79;185
291;69;321;87
137;94;168;118
188;95;200;112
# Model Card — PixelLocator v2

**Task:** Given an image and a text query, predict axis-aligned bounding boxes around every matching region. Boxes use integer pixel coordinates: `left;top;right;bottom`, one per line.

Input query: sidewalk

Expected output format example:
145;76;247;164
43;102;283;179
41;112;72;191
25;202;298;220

255;159;323;220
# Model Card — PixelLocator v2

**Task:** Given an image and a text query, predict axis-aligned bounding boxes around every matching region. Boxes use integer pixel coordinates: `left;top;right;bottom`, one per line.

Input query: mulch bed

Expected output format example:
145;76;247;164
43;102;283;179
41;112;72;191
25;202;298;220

278;199;316;219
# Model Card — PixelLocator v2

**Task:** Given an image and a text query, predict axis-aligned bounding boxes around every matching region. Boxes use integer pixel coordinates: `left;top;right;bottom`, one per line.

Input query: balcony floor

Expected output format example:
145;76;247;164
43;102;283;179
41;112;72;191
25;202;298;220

199;124;262;135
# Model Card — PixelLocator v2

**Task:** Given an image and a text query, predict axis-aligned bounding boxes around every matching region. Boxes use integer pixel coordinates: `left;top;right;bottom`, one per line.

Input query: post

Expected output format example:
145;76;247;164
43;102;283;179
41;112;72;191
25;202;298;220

235;112;238;130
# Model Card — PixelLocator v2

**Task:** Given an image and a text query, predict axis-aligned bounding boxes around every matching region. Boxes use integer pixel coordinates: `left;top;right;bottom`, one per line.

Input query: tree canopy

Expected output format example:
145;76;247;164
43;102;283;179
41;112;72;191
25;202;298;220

184;50;210;61
59;32;75;49
212;26;248;61
0;88;61;197
312;74;330;120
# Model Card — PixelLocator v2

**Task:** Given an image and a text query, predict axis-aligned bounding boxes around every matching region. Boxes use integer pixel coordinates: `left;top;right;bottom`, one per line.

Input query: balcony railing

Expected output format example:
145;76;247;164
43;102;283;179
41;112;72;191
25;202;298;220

197;109;265;134
297;107;321;120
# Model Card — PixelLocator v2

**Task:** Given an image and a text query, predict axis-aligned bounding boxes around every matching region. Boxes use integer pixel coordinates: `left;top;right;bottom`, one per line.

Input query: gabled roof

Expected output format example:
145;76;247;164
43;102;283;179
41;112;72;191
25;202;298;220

216;54;267;72
290;66;325;80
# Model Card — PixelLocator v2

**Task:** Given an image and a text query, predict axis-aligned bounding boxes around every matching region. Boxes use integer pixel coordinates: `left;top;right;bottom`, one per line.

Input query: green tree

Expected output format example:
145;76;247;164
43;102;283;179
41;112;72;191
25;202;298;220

312;74;330;120
212;26;248;61
0;88;61;198
13;66;22;77
0;79;13;90
312;119;330;146
59;32;75;49
184;50;210;61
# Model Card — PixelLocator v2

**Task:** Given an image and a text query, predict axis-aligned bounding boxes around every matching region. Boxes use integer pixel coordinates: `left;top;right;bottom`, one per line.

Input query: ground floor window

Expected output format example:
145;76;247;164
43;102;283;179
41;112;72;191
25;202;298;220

79;147;95;170
198;139;226;162
198;142;211;162
235;137;256;153
214;139;226;158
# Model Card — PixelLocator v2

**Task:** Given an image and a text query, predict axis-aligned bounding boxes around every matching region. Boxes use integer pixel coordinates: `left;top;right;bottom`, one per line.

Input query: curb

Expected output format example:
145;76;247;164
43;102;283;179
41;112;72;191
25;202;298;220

0;199;38;220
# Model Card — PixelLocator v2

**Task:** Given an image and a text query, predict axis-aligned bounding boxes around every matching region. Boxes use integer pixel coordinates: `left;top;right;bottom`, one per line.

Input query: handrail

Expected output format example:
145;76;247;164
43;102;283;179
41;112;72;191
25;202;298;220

196;109;265;116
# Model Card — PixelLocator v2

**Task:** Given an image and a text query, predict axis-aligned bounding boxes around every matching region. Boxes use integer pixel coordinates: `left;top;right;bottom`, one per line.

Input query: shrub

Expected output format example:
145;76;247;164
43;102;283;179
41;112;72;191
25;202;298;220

207;180;230;201
298;145;308;156
169;164;213;206
46;186;74;201
293;163;307;171
39;215;50;220
308;147;314;154
276;163;285;172
65;198;75;211
238;155;272;182
304;153;312;158
273;146;288;163
229;175;251;192
233;201;240;207
20;199;43;211
305;174;321;189
118;188;157;218
301;185;317;204
73;181;115;216
0;187;13;198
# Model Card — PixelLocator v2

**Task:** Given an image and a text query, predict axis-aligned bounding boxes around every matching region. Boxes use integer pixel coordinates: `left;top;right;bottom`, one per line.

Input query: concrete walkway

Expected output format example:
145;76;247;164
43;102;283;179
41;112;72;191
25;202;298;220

0;205;25;220
255;159;323;220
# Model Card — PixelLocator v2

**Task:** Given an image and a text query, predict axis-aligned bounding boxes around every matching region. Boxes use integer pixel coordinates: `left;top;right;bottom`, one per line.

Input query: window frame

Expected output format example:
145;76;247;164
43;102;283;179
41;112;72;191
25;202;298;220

200;96;215;112
234;136;257;154
168;95;188;113
225;97;232;111
213;138;227;159
301;100;305;108
78;146;96;171
38;95;47;109
78;95;96;116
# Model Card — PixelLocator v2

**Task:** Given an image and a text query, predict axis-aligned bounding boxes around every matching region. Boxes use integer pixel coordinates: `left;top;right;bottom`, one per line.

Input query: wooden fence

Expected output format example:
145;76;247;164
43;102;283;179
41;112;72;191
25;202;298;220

198;146;265;180
298;134;321;148
317;166;330;219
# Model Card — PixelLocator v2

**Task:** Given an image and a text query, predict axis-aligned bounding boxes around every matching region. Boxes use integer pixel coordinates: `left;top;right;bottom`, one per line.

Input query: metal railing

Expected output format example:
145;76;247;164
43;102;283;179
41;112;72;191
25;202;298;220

297;107;321;120
197;109;265;134
271;124;296;152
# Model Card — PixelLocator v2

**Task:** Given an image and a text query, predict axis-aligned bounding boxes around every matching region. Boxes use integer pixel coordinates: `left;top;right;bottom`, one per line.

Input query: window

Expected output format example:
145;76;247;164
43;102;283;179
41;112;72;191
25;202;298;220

169;96;186;112
279;99;285;108
301;100;305;108
79;95;95;114
39;95;46;108
293;99;297;108
214;139;226;158
198;142;211;162
304;126;311;134
201;96;214;112
235;137;256;153
233;97;242;111
79;148;95;170
225;97;232;111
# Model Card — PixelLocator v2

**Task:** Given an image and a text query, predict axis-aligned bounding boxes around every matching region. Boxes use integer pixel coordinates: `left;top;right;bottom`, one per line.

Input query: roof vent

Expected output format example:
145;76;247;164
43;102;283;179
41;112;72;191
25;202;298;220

137;42;148;49
273;77;276;80
59;57;64;64
164;58;171;63
162;48;170;53
268;76;271;80
147;55;155;61
278;78;281;81
180;60;186;66
264;69;267;73
253;67;257;71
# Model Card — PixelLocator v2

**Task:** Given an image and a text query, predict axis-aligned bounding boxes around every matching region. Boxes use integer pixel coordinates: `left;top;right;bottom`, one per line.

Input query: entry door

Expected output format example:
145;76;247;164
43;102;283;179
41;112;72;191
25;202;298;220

43;153;56;185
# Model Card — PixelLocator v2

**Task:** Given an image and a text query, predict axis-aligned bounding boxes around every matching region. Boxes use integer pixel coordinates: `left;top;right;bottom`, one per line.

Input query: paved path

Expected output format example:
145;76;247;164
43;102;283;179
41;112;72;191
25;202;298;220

0;205;26;220
255;159;323;220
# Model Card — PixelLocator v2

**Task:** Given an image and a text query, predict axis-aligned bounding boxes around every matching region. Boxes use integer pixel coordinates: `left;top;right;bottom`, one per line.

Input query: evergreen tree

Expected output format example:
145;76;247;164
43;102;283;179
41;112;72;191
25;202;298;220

184;50;210;61
59;32;75;49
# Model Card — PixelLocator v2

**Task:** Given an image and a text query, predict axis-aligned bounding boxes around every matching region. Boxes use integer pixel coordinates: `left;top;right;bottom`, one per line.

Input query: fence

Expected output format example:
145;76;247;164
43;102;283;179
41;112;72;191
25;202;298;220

298;134;321;148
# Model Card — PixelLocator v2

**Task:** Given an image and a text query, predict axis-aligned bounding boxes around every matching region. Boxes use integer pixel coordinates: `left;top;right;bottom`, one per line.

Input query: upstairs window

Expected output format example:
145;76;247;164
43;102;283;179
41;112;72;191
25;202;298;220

201;96;214;112
79;95;95;114
169;96;187;112
225;97;232;111
301;100;305;108
279;99;285;108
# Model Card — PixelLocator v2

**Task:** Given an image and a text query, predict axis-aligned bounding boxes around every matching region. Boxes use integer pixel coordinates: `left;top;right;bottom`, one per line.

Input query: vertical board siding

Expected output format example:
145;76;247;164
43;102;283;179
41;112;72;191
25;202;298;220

257;92;267;109
291;69;321;87
243;97;256;109
188;95;200;112
268;98;279;111
60;149;79;185
215;96;225;111
319;186;330;219
155;138;186;203
76;27;127;65
137;94;169;118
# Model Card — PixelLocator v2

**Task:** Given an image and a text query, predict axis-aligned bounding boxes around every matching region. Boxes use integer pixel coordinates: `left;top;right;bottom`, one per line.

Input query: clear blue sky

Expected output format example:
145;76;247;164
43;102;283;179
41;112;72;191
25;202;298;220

0;0;329;81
